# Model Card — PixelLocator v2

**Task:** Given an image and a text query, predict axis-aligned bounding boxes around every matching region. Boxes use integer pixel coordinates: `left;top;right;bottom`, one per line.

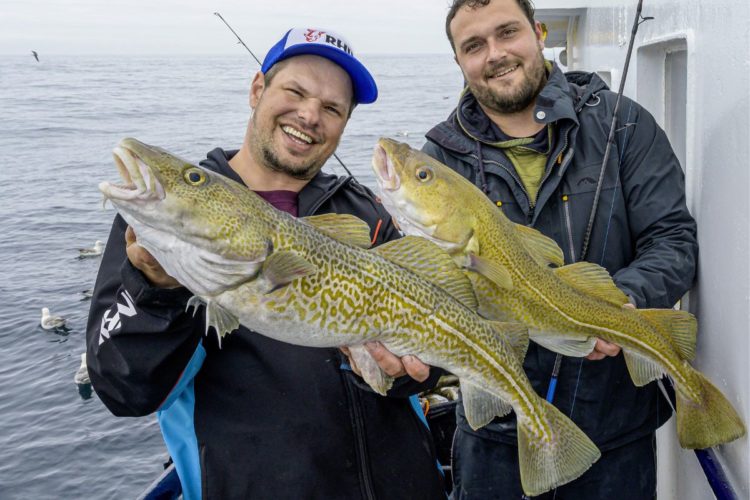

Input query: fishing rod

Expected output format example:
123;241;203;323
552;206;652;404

543;0;652;430
542;1;740;498
579;0;652;261
213;12;355;178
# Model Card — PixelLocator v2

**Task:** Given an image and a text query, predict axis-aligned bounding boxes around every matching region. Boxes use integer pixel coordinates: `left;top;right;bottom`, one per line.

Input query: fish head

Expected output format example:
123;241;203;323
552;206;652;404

372;138;476;254
99;138;269;295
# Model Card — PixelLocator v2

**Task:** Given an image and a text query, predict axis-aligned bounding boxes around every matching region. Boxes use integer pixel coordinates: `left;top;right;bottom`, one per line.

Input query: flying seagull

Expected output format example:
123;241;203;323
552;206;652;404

31;50;39;62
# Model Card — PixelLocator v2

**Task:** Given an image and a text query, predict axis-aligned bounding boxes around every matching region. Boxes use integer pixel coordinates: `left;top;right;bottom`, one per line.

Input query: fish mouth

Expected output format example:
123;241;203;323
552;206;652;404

99;140;165;202
372;143;400;191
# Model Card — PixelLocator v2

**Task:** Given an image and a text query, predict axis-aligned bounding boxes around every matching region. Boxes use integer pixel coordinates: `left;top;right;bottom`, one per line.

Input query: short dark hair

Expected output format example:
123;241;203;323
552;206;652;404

263;58;356;118
445;0;536;52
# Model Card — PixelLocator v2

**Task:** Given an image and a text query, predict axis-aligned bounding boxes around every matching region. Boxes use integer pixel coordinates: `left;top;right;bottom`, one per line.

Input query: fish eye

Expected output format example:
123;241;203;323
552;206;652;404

416;167;433;182
183;168;207;186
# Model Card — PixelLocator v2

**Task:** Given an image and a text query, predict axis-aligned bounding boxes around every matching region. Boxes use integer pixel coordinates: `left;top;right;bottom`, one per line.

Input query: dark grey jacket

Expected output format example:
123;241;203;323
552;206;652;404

422;65;698;450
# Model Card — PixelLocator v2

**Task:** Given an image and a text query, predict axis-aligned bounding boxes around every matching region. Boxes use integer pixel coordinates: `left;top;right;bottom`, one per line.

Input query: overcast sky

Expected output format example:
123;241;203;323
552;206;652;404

1;0;452;55
0;0;625;56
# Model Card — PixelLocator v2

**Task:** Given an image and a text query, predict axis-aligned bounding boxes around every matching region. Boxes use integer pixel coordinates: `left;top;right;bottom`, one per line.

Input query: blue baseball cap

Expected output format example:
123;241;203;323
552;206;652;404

261;28;378;104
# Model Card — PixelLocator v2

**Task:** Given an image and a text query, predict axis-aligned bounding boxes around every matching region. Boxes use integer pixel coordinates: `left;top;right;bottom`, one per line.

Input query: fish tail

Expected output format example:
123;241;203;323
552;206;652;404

517;400;601;496
676;367;746;449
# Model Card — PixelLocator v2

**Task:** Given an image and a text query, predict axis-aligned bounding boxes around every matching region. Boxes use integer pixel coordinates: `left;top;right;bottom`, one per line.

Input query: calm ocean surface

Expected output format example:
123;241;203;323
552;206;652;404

0;54;463;498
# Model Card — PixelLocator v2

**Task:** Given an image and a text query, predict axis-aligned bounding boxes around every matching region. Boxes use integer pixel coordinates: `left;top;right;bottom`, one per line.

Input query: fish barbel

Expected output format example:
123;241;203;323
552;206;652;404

100;138;601;496
372;137;746;450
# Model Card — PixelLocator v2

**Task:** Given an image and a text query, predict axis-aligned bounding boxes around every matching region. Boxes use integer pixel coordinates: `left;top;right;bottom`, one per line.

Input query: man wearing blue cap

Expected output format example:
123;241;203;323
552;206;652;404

86;27;445;499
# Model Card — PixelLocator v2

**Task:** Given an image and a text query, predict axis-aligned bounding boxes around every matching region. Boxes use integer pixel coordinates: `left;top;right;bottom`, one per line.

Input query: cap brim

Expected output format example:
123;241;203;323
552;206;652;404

274;45;378;104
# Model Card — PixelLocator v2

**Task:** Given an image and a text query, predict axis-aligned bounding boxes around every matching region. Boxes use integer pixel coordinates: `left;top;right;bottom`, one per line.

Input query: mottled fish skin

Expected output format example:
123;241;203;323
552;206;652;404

100;138;600;497
372;137;746;451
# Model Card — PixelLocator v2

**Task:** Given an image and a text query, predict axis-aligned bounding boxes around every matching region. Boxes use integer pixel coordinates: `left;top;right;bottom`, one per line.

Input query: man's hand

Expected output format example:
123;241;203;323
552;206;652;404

125;226;181;288
340;341;430;382
585;303;634;361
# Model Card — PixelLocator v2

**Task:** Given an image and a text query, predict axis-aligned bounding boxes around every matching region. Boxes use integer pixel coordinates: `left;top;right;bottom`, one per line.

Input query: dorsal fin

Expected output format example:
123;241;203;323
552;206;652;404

638;309;697;361
373;236;477;311
554;262;629;306
514;223;564;268
302;213;372;248
488;320;529;363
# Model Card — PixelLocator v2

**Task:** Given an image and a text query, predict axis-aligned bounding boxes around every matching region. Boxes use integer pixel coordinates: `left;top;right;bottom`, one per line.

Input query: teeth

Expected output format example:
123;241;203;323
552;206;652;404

491;65;518;78
282;126;313;144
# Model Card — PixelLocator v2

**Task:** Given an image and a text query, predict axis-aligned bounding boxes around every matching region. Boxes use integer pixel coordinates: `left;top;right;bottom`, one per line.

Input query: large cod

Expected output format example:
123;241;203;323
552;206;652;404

372;137;746;450
100;138;601;496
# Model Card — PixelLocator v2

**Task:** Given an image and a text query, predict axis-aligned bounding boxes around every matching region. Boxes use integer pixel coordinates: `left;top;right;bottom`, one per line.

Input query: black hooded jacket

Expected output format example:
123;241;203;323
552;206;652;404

422;65;698;450
86;148;445;499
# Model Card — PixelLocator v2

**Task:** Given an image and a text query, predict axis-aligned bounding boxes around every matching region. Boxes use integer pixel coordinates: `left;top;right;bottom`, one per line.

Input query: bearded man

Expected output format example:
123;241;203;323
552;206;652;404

422;1;698;498
87;27;445;500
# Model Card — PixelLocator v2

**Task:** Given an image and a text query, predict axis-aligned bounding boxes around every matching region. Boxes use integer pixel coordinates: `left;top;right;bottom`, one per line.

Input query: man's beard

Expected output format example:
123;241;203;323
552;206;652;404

250;110;325;181
472;51;547;114
261;144;320;181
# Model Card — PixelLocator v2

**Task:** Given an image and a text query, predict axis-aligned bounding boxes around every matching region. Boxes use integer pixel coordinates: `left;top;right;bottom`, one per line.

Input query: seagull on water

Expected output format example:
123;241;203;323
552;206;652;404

78;240;104;258
40;307;66;330
74;353;90;385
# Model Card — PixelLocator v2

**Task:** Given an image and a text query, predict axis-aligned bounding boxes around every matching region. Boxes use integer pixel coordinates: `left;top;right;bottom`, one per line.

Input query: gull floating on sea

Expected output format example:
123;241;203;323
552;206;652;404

78;240;104;259
40;307;66;330
74;352;90;385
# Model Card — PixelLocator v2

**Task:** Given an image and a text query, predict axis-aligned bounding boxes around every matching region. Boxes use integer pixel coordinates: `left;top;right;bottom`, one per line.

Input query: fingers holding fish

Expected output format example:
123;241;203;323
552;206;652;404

584;303;631;359
125;226;180;288
585;338;622;361
365;342;430;382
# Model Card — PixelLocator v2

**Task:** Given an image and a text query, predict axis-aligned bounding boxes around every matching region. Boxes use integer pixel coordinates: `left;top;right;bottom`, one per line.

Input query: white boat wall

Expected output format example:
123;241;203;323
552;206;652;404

535;1;749;498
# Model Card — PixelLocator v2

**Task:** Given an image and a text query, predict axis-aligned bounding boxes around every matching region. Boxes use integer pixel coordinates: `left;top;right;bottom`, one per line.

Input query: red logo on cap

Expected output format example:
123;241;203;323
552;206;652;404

304;29;326;42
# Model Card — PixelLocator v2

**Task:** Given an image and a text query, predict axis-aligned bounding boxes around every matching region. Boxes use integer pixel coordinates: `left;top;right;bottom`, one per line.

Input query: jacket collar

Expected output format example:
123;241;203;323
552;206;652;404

455;62;581;144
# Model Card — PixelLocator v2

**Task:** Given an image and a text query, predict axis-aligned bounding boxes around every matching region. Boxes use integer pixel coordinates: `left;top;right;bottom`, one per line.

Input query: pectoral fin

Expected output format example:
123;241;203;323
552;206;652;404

466;253;514;290
347;344;394;396
513;223;565;268
460;380;513;430
262;251;317;290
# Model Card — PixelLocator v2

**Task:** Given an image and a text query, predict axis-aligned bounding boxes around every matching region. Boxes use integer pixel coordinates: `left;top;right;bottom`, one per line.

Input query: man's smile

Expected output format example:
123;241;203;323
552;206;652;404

487;64;519;80
281;125;315;145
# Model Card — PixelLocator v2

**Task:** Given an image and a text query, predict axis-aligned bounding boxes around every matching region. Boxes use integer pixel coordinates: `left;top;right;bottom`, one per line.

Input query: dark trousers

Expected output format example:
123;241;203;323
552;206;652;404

451;428;657;500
